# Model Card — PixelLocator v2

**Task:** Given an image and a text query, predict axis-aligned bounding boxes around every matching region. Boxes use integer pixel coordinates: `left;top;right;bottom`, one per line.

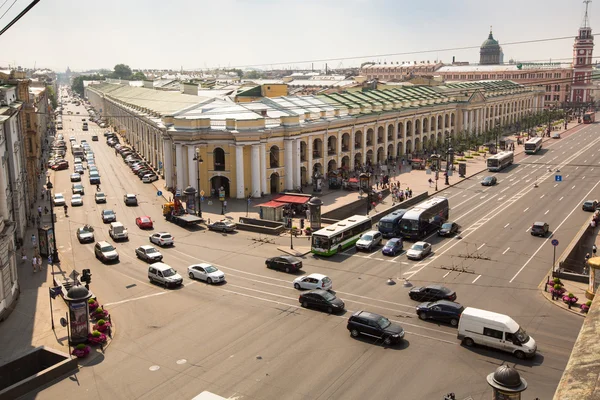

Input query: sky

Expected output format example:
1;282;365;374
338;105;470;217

0;0;594;72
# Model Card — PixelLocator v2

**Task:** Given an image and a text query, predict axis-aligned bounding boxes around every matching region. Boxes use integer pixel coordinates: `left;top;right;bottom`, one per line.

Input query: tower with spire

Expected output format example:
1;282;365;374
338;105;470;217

480;27;504;65
570;0;594;104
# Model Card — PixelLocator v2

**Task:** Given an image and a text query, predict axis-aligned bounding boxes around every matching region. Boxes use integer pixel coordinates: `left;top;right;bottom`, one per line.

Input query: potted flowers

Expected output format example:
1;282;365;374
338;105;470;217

88;297;99;311
562;293;578;309
72;343;90;358
581;300;592;313
93;319;111;333
550;284;566;299
546;277;561;292
304;226;312;236
88;330;107;345
92;307;109;320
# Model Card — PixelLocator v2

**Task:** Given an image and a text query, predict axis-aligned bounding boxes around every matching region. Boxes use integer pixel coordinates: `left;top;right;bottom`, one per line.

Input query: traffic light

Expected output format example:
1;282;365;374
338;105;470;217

300;219;305;229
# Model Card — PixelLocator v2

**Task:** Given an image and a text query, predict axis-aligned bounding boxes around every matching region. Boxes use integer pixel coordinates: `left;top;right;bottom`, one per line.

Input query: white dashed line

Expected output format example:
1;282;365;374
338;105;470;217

472;275;481;284
572;185;576;189
477;243;485;250
502;247;510;255
540;194;545;199
523;207;529;212
544;210;549;215
443;271;451;278
559;196;564;201
554;184;558;187
504;223;510;228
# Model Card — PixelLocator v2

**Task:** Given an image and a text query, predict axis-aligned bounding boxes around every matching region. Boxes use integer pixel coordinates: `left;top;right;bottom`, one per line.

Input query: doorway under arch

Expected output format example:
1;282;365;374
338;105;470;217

210;176;230;198
270;173;280;194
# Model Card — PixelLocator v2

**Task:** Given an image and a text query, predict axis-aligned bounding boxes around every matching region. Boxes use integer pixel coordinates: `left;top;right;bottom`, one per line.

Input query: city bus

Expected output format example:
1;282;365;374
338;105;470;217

311;215;372;256
378;209;409;238
524;137;543;154
487;151;514;172
399;197;449;240
583;111;595;124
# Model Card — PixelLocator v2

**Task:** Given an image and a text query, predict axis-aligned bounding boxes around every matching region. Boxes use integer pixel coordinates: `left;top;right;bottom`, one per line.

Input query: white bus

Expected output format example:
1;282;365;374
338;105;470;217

524;137;543;154
487;151;514;172
311;215;372;256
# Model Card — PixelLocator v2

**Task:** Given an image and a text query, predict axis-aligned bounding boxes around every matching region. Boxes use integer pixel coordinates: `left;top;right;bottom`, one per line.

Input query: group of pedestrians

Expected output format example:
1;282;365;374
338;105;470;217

391;184;412;205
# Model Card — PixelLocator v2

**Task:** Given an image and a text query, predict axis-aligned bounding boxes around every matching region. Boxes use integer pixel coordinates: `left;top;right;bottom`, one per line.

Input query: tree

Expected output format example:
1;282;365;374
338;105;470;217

47;86;58;109
131;71;147;81
112;64;133;80
243;70;263;79
71;74;105;96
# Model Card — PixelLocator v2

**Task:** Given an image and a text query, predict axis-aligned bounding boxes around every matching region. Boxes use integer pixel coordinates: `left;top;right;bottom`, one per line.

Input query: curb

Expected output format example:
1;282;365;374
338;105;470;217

277;246;312;257
539;288;587;318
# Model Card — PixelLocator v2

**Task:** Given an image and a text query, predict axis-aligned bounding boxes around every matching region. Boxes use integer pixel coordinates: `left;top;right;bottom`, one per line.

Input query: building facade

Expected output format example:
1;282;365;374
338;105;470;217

360;62;444;81
87;80;543;200
571;6;595;103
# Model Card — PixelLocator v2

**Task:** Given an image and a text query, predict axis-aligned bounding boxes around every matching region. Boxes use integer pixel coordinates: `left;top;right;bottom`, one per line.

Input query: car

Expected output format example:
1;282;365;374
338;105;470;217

92;135;98;141
187;263;226;284
265;256;303;272
103;131;111;137
406;241;432;260
347;311;405;345
124;194;138;206
551;132;561;139
71;194;83;206
51;161;69;170
101;209;116;223
409;285;457;302
89;167;99;175
94;241;119;263
355;230;383;251
53;193;65;206
142;173;159;183
70;173;81;182
71;184;85;195
382;238;403;256
148;262;183;288
149;232;174;247
531;221;549;237
75;111;80;114
136;216;154;229
481;176;497;186
74;165;84;175
582;200;598;212
207;220;236;232
137;169;152;178
82;118;86;121
415;300;464;327
293;273;332;290
74;157;83;164
76;225;95;243
438;221;459;237
135;245;163;262
299;289;345;313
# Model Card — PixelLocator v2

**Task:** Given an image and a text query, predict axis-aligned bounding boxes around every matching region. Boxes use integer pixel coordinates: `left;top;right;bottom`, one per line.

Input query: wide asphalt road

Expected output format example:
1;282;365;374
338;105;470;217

33;94;597;400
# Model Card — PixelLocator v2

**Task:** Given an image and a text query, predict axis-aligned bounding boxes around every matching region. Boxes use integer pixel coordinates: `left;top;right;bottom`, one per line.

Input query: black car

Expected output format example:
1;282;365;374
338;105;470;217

265;256;303;272
481;176;497;186
438;221;459;237
531;221;549;237
415;300;464;326
582;200;598;212
299;289;345;313
409;285;457;302
347;311;405;345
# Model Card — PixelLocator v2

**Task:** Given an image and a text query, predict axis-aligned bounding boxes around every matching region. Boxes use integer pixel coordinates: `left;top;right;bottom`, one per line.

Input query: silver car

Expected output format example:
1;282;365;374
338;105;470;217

355;230;382;251
406;241;432;260
76;225;94;243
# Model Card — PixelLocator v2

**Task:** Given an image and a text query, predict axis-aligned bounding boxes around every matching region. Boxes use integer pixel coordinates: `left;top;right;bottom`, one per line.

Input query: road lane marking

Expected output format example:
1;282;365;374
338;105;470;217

554;184;558;187
582;176;586;180
576;167;579;170
544;210;549;215
572;185;576;189
504;223;510;228
559;196;564;201
480;194;487;199
510;178;600;283
523;207;529;212
502;247;510;254
501;188;509;193
497;196;505;201
477;243;485;250
472;275;481;283
540;194;545;199
105;291;170;307
566;175;570;178
443;271;451;278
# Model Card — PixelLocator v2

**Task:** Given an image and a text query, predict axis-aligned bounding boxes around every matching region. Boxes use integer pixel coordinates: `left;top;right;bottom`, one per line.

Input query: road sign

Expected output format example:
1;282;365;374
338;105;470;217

555;175;562;182
200;196;204;202
200;190;205;196
552;239;559;246
158;161;163;168
157;191;162;196
69;270;80;281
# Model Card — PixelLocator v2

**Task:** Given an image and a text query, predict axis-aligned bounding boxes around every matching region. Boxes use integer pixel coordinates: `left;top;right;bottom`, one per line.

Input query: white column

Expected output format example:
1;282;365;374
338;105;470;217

187;146;197;189
175;143;184;190
307;137;313;183
284;139;293;190
260;141;267;196
337;133;343;165
383;125;389;162
462;110;468;133
362;128;367;164
475;109;480;135
163;139;173;187
294;139;301;189
350;129;355;168
251;144;261;198
236;145;245;199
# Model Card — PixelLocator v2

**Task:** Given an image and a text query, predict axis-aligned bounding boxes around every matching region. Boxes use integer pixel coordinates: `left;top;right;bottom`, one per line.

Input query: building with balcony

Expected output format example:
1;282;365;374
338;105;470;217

87;80;543;201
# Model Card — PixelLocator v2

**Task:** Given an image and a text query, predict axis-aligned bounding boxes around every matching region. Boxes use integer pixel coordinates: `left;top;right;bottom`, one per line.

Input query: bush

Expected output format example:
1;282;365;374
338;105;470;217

88;298;96;304
456;157;466;162
97;319;106;326
464;156;473;159
75;343;87;350
586;300;592;307
553;277;561;285
92;330;102;338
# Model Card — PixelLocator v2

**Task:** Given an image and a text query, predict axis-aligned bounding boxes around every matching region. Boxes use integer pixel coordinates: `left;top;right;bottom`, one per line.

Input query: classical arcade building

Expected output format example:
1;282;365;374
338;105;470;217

86;80;543;199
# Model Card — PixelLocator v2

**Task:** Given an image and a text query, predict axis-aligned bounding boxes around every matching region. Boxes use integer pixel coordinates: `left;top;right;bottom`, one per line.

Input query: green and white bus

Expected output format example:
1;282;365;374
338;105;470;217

311;215;372;256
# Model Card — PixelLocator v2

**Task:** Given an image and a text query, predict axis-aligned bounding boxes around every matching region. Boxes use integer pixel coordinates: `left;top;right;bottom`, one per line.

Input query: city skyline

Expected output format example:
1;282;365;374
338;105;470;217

0;0;595;72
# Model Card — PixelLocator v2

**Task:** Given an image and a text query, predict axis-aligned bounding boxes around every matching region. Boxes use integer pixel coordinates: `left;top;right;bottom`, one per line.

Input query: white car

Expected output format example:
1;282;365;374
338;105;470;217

187;263;226;284
293;273;333;291
71;194;83;206
142;173;159;183
149;232;174;247
53;193;65;206
406;241;432;260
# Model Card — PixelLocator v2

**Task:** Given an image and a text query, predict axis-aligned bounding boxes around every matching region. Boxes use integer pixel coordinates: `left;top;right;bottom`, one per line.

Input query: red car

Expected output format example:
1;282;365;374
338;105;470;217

51;161;69;170
136;216;153;229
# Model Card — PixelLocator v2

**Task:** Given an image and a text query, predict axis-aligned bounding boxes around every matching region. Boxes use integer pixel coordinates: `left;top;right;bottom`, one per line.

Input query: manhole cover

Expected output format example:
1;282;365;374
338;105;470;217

176;359;187;365
149;365;160;371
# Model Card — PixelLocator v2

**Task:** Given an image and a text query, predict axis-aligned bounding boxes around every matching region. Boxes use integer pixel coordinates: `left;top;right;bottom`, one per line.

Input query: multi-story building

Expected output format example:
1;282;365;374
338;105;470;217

87;80;543;199
571;2;595;103
360;62;444;81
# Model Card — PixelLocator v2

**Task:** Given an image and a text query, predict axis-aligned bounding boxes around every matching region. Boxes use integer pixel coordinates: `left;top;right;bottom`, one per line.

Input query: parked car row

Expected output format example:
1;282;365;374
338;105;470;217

109;141;159;183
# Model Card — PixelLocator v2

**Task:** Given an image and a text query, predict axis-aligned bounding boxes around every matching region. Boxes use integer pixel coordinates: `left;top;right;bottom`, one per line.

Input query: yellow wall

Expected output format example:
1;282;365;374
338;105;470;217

261;84;288;98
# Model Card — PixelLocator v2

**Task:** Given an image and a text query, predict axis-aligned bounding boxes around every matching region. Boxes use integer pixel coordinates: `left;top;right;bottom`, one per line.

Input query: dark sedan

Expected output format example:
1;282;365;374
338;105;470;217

438;222;459;237
382;238;403;256
265;256;303;272
582;200;598;212
481;176;497;186
299;289;345;313
415;300;464;326
409;285;457;302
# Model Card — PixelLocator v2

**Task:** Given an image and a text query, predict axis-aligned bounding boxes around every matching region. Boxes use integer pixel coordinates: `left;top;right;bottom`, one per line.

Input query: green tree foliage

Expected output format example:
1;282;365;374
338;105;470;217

243;70;263;79
47;85;58;109
112;64;133;80
131;71;147;81
71;74;104;96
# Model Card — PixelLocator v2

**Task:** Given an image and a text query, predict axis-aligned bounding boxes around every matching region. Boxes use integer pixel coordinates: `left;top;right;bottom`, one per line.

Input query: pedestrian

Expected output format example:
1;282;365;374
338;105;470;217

409;188;413;198
21;249;27;265
31;234;36;247
223;200;227;212
32;256;37;272
44;206;49;215
37;257;42;271
593;244;597;256
38;206;42;218
428;178;433;187
41;190;44;200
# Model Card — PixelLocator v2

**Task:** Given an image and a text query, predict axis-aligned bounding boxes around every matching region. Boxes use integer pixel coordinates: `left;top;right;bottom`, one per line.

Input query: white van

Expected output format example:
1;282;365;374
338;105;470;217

108;222;128;241
457;307;536;359
148;262;183;288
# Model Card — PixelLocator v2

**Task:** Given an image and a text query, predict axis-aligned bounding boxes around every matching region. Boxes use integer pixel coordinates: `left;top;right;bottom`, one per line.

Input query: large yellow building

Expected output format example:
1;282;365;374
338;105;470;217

86;80;544;199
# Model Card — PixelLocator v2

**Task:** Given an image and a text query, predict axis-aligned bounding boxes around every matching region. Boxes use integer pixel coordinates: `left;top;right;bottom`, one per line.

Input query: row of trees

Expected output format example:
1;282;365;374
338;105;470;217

70;64;146;96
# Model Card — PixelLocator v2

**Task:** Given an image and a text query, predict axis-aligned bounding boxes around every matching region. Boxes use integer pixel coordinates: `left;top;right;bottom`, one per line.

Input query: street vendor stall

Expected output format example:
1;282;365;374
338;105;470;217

410;159;425;170
343;177;359;191
328;170;343;189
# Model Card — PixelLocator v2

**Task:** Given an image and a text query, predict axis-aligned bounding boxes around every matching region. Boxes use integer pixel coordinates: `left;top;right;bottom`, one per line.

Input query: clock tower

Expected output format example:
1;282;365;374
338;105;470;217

571;0;594;104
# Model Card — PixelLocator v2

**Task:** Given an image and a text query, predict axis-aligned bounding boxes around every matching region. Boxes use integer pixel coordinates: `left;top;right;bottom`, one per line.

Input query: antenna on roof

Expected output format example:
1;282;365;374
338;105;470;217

582;0;592;28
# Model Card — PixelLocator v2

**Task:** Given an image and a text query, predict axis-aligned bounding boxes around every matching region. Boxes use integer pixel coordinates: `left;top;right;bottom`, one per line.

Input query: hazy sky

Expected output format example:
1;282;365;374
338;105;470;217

0;0;594;72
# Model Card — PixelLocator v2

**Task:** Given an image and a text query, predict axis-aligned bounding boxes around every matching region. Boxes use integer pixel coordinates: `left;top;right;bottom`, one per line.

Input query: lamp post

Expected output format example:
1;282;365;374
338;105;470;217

45;178;60;263
193;150;203;218
445;135;453;186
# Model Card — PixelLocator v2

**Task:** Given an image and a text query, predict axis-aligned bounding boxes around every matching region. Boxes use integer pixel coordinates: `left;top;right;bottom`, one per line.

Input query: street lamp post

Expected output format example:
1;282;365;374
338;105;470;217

193;150;203;218
45;178;60;263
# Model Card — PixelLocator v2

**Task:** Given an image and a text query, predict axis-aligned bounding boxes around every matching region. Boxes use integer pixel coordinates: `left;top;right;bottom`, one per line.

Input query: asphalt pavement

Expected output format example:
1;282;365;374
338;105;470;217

15;91;599;400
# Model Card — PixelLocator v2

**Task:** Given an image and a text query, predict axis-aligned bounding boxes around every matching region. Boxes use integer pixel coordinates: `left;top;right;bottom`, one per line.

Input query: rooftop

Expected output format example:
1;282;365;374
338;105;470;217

437;63;571;73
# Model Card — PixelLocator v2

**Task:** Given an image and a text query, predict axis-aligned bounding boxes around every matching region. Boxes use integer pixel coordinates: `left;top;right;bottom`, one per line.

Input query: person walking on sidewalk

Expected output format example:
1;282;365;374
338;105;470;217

593;244;597;257
428;178;433;187
31;234;36;247
21;249;27;265
32;255;37;272
38;206;42;218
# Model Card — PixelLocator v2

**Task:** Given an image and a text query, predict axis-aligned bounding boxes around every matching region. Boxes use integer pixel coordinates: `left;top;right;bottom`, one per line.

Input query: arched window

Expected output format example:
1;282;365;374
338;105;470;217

270;146;279;168
214;148;225;171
